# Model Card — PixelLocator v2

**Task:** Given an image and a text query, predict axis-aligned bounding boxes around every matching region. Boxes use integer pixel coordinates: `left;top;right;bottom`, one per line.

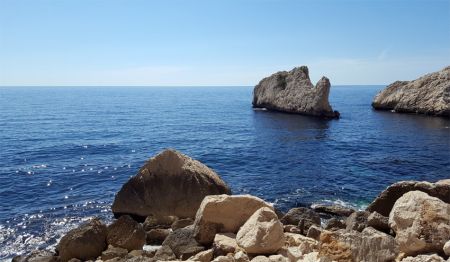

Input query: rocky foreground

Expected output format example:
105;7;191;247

252;66;340;119
372;66;450;117
14;149;450;262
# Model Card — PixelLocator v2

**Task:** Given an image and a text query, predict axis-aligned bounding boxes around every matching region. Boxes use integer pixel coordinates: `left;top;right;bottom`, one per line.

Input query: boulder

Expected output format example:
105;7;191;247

101;245;128;260
162;225;205;259
367;180;450;217
236;207;284;254
107;215;146;251
188;249;214;262
318;227;398;262
193;194;273;245
324;218;346;231
345;211;369;232
112;149;231;220
312;204;355;217
213;233;239;256
400;254;446;262
145;228;170;245
56;218;107;262
389;191;450;256
367;211;390;233
280;207;321;234
252;66;339;118
172;218;194;230
372;66;450;117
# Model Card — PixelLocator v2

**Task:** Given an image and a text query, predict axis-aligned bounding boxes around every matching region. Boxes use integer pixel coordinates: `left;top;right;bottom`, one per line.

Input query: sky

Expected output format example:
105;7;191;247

0;0;449;86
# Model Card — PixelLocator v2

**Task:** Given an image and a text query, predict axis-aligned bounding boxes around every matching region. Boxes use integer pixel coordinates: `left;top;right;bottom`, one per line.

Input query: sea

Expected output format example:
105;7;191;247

0;86;449;259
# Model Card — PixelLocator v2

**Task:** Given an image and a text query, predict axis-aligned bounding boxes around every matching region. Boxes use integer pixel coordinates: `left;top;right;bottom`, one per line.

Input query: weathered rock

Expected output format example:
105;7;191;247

436;179;450;186
284;233;318;254
306;225;323;241
367;211;390;233
153;245;176;261
444;240;450;256
188;249;214;262
251;256;270;262
280;207;321;234
112;149;231;220
212;254;235;262
172;218;194;231
312;204;355;217
345;211;369;232
162;225;205;259
401;254;446;262
318;227;398;262
128;250;154;258
193;194;273;245
324;218;346;231
101;245;128;260
236;207;284;254
56;218;107;262
143;214;178;230
145;228;170;245
282;225;302;234
389;191;450;256
234;250;250;262
367;180;450;217
107;215;146;251
277;247;302;262
252;66;339;118
372;66;450;117
213;233;239;256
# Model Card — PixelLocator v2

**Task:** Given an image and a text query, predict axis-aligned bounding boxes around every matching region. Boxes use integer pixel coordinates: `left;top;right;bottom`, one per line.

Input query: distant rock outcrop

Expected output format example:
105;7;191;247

111;149;231;220
372;66;450;117
252;66;339;118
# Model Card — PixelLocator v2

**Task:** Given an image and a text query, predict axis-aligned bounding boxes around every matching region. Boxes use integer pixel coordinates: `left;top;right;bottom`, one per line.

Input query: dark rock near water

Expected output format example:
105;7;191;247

13;250;58;262
112;149;231;220
106;215;146;251
143;214;177;230
280;207;321;234
346;211;370;232
325;218;346;231
366;180;450;217
171;218;194;230
312;204;355;217
56;218;107;262
162;225;205;259
252;66;339;118
367;211;390;234
372;66;450;117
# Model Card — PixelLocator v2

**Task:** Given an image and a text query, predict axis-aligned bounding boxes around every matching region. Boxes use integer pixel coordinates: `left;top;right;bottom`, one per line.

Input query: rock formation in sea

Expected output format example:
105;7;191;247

111;149;231;220
252;66;340;118
15;149;450;262
372;66;450;117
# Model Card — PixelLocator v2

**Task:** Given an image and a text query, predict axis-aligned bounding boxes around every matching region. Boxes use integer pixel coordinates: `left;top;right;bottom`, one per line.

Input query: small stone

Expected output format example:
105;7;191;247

400;254;446;262
367;211;390;233
188;249;213;262
162;225;205;259
268;254;288;262
143;215;178;230
101;245;128;260
324;218;346;231
282;225;302;234
444;240;450;256
234;250;250;262
251;256;270;262
306;225;322;241
345;211;369;232
153;245;176;261
213;254;235;262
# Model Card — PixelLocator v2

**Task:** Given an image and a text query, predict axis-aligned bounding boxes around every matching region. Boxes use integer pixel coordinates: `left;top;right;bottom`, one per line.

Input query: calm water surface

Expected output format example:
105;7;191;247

0;86;449;259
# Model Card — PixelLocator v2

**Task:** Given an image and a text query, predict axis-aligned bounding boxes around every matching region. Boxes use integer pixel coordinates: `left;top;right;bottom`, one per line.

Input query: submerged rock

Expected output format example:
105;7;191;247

389;191;450;256
252;66;339;118
367;180;450;217
372;66;450;117
112;149;231;220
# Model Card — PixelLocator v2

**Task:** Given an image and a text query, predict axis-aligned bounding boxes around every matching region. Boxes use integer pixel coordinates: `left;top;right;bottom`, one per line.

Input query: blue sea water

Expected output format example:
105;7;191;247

0;86;449;259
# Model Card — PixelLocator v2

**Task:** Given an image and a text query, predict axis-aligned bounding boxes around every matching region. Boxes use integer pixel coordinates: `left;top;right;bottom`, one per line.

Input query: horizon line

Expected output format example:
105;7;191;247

0;84;387;88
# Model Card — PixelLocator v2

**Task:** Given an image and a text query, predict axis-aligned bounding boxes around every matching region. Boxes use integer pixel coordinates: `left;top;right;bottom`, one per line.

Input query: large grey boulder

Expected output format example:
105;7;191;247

367;180;450;217
252;66;339;118
372;66;450;117
112;149;231;219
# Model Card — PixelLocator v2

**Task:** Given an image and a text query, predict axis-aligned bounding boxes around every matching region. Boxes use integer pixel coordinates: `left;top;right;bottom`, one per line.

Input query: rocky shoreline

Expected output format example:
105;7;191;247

13;149;450;262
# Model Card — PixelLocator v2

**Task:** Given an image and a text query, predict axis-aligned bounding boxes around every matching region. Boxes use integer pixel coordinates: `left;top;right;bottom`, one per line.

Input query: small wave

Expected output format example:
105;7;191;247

311;199;367;211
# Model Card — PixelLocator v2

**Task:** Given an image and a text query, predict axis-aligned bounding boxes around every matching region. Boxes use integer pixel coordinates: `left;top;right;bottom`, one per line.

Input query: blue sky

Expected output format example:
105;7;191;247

0;0;449;86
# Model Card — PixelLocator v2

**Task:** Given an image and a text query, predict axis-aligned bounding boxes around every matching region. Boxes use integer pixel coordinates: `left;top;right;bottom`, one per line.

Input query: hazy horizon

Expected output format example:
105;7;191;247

1;0;449;86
